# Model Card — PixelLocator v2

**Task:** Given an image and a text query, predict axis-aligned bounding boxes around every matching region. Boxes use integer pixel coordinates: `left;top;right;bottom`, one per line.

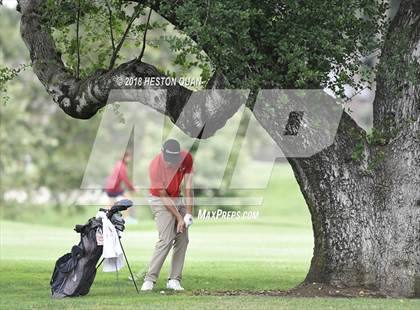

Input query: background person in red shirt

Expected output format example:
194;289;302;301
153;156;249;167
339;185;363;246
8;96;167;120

141;139;194;291
104;151;137;223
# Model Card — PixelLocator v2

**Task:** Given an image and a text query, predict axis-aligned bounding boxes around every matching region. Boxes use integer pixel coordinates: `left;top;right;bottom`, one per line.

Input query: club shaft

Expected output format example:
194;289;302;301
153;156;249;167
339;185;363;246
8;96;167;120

118;238;139;294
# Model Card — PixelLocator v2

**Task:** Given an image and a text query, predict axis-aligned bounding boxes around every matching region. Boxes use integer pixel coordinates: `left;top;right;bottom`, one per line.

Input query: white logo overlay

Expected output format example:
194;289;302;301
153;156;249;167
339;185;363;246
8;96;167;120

80;89;344;211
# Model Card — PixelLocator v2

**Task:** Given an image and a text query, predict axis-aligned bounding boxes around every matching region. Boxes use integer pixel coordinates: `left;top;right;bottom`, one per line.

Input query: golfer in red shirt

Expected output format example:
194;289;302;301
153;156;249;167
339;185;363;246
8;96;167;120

105;152;137;222
141;139;194;291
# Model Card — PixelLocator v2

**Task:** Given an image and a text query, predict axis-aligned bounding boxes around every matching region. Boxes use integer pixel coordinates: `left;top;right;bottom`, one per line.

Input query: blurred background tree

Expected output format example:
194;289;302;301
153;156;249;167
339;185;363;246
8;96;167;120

0;6;251;219
0;0;401;216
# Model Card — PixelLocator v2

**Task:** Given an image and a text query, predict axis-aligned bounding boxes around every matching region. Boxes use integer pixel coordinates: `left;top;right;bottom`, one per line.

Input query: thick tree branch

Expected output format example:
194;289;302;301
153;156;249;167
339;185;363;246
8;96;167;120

373;0;420;137
18;0;235;138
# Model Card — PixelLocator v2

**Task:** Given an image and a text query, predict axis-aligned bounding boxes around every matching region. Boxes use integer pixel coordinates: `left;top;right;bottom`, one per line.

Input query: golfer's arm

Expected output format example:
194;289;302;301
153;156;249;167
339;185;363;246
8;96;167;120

158;190;182;220
184;173;194;215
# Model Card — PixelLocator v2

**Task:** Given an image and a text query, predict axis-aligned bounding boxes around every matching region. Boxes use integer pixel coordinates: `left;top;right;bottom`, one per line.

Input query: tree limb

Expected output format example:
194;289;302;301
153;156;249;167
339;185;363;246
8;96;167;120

373;0;420;138
138;7;152;62
105;0;116;53
76;0;81;78
18;0;235;138
109;4;142;70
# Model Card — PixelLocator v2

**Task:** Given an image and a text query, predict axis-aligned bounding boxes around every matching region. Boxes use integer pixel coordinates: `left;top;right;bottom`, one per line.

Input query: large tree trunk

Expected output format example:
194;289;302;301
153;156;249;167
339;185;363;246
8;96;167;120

289;119;419;298
255;0;419;297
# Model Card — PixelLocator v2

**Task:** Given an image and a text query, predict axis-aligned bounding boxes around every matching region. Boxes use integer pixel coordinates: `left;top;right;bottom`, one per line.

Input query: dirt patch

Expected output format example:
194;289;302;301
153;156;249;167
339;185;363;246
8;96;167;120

192;283;386;298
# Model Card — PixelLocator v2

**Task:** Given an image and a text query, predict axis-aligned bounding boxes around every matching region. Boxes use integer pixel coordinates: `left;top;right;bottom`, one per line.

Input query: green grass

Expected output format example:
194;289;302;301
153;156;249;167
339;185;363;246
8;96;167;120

1;164;418;309
0;258;418;309
1;221;416;309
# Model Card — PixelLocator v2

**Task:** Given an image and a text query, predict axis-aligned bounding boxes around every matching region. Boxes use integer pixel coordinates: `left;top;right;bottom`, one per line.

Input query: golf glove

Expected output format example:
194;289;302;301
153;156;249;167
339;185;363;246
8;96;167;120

184;213;193;228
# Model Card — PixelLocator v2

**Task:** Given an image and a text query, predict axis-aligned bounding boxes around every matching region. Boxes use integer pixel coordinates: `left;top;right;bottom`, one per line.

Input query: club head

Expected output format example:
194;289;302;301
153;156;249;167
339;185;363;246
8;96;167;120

112;199;133;211
107;199;133;219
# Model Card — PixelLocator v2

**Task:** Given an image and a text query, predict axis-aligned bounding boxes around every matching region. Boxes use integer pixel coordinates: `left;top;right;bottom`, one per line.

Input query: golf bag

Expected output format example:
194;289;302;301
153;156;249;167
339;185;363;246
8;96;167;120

50;200;131;298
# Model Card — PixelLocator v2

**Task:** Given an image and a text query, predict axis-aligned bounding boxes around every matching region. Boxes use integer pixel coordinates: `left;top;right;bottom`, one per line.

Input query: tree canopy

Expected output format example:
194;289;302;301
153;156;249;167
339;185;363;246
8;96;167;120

37;0;388;98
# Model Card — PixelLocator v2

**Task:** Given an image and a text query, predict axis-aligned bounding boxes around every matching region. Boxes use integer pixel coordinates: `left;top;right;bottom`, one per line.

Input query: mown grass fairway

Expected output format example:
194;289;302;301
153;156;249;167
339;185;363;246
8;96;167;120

1;165;418;309
1;222;418;309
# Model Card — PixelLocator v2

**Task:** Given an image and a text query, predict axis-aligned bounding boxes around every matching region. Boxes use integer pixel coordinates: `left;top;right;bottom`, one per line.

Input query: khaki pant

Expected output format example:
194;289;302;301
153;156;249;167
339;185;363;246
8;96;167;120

144;197;189;282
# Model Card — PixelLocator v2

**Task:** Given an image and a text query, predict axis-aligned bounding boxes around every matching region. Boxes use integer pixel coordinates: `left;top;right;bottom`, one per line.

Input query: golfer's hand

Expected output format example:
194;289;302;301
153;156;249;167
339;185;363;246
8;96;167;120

176;217;186;233
184;214;193;228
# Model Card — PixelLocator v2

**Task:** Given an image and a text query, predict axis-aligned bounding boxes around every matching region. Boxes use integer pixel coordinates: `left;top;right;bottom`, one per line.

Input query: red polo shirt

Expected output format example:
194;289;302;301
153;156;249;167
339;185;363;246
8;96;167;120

105;159;135;194
149;151;193;197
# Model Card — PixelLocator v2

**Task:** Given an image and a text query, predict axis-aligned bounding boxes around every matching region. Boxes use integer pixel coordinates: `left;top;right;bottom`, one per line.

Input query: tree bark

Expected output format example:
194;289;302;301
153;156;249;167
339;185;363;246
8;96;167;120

254;0;419;297
369;0;420;297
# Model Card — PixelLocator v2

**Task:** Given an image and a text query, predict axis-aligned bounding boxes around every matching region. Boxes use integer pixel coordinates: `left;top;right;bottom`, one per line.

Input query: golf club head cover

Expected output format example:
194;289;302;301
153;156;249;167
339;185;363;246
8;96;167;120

184;213;193;228
110;212;125;232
